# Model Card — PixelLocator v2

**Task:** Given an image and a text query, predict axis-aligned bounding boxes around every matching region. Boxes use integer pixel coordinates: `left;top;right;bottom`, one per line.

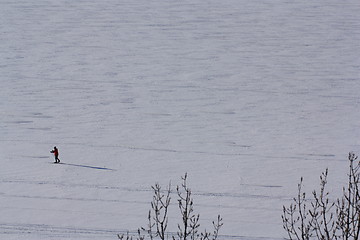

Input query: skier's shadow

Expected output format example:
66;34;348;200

58;162;115;171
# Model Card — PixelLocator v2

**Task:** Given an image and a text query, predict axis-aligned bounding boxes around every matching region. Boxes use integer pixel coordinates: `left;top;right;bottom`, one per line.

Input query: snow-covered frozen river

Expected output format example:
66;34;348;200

1;0;359;239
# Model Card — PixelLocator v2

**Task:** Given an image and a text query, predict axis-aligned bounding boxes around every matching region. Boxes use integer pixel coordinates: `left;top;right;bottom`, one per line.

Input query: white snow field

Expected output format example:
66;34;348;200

1;0;359;239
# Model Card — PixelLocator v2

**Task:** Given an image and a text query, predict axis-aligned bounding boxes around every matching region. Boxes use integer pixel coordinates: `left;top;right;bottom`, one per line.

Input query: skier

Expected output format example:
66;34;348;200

50;146;60;163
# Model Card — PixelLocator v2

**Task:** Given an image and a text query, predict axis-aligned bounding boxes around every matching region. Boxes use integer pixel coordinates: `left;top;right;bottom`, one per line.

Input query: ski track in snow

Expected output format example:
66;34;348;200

0;223;283;240
1;0;359;239
0;178;289;205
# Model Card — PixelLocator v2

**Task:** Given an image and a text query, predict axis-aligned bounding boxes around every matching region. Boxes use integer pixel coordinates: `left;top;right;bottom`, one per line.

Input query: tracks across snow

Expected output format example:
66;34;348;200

0;222;284;240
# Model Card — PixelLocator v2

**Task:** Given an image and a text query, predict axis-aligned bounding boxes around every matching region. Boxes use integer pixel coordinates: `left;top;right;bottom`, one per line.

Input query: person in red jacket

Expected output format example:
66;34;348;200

50;146;60;163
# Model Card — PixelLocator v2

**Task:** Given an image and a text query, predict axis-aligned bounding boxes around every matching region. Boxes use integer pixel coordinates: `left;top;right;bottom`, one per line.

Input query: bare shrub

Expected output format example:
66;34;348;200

337;152;360;239
118;173;223;240
282;152;359;239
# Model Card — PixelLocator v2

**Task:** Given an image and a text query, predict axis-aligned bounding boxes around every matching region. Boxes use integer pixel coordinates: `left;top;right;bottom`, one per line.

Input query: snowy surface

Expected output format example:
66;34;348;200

1;0;359;239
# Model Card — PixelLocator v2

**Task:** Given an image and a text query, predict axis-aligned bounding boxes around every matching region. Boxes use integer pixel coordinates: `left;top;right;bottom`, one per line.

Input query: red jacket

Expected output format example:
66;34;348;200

51;148;59;156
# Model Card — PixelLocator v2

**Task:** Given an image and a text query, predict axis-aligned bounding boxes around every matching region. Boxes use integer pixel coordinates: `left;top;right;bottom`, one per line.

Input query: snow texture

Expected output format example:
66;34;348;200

0;0;359;239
